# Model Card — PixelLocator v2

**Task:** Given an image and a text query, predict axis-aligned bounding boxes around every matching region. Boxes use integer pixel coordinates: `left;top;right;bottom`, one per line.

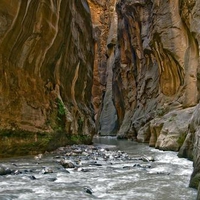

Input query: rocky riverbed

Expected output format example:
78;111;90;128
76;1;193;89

0;137;197;200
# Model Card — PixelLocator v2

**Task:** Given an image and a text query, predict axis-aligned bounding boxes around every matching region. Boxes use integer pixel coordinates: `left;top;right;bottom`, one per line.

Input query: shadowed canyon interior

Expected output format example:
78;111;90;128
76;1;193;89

1;0;200;198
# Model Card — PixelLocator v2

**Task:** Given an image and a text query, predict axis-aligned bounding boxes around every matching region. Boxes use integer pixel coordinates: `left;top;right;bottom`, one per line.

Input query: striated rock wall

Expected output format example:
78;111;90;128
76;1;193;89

88;0;118;135
114;0;200;194
179;0;200;192
0;0;95;157
2;0;200;194
90;0;200;194
114;0;199;140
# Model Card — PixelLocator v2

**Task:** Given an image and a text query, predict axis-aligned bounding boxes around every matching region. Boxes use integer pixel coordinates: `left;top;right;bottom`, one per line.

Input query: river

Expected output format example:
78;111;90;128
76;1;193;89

0;136;197;200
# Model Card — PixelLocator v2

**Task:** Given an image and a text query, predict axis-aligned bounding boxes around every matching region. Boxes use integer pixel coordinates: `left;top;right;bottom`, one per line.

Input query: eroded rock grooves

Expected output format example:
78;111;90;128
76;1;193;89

88;0;200;195
0;0;95;157
88;0;118;135
1;0;200;197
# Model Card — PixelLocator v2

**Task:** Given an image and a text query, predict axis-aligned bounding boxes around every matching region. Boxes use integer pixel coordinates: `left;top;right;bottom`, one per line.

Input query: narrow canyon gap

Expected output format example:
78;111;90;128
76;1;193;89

89;0;200;195
1;0;200;198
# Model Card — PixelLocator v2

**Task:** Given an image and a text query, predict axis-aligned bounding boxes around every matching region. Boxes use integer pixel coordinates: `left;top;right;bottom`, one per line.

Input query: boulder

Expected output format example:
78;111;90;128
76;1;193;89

149;107;195;151
60;160;76;168
0;166;12;175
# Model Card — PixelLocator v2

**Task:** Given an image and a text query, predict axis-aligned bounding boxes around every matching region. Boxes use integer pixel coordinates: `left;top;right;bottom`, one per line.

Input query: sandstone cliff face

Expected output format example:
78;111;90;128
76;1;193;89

1;0;200;193
88;0;118;135
90;0;200;192
90;0;200;148
114;0;200;195
93;0;199;140
115;0;199;141
179;0;200;191
0;0;95;157
114;0;200;192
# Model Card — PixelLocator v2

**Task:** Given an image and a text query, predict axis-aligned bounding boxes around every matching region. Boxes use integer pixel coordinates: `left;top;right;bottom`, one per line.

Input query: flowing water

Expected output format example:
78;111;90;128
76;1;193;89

0;136;197;200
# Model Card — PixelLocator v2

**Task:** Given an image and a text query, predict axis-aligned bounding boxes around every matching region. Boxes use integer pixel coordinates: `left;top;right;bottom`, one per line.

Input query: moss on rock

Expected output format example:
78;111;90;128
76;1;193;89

0;129;92;158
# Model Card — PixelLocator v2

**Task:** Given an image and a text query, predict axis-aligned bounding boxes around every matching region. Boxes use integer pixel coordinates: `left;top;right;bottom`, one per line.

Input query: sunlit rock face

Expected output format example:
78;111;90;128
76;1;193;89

0;0;95;157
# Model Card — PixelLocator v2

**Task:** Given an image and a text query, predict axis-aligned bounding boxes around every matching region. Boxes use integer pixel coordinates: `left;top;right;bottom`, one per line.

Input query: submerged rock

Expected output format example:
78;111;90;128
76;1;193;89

84;187;93;195
156;172;170;175
13;170;22;175
0;166;12;176
42;167;53;174
28;175;36;180
133;163;151;169
47;177;57;182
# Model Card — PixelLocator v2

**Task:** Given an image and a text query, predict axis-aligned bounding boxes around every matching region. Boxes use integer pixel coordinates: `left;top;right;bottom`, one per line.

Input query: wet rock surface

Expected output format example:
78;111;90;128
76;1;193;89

0;138;197;200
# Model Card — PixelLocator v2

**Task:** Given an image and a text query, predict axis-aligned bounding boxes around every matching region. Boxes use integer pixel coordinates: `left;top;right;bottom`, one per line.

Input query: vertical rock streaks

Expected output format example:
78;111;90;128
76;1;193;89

88;0;118;134
89;0;200;193
0;0;95;157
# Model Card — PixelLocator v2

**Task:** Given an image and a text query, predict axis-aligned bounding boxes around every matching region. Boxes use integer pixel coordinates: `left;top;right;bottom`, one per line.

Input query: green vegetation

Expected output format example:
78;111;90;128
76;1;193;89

69;134;91;145
56;98;66;131
168;116;175;122
156;107;165;117
190;173;200;189
0;99;93;158
0;130;56;157
177;132;187;146
78;117;84;134
0;128;92;158
57;98;66;116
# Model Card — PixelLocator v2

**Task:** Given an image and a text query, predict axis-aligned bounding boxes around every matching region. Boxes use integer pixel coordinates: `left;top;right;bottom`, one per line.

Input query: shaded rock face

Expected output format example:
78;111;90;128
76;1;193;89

0;0;95;157
89;0;200;193
181;104;200;189
88;0;118;135
116;0;200;194
114;0;199;139
90;0;199;138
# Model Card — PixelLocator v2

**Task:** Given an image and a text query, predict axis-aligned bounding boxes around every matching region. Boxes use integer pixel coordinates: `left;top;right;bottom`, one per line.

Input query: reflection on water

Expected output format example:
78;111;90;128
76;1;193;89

0;136;197;200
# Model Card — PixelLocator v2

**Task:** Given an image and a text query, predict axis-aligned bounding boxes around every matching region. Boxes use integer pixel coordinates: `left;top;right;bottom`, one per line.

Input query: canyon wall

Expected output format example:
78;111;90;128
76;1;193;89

114;0;200;191
0;0;95;157
91;0;200;192
92;0;200;151
1;0;200;194
115;0;199;142
88;0;118;135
